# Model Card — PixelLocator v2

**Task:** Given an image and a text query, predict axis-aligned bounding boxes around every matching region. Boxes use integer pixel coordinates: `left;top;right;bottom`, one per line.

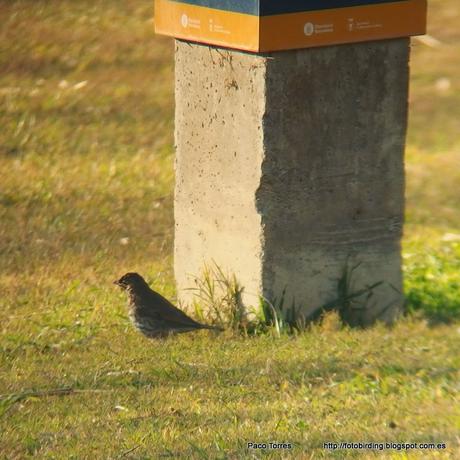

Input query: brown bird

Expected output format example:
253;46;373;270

114;272;222;338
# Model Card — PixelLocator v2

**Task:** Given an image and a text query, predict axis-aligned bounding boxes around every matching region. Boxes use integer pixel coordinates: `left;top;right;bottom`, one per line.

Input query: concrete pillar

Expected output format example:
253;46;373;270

174;38;409;326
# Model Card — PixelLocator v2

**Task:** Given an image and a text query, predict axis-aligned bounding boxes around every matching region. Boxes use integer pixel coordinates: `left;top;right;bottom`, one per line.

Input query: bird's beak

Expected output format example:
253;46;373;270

113;280;122;286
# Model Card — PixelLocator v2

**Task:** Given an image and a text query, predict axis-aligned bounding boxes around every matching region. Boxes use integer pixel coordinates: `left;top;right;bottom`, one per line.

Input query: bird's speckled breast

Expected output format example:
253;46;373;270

127;302;169;338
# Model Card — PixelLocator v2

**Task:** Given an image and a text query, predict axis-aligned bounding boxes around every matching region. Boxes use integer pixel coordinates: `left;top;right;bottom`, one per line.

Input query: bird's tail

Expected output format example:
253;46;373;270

200;324;224;332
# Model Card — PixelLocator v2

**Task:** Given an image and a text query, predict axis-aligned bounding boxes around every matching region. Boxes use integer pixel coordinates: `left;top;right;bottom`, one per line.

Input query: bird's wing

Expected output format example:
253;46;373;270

147;290;204;328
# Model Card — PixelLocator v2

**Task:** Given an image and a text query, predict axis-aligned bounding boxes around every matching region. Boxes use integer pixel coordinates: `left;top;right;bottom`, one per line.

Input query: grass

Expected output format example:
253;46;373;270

1;321;459;458
404;236;460;323
0;0;459;458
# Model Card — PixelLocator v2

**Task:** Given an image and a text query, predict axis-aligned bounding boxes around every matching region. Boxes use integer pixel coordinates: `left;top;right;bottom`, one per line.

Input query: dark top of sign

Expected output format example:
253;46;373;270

171;0;407;16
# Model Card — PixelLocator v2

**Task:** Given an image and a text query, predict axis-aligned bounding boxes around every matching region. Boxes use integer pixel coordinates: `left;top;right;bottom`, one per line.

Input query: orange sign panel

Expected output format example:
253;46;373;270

155;0;427;52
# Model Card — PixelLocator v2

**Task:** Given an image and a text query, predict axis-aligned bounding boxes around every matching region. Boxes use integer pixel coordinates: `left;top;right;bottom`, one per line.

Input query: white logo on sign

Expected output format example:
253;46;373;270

304;22;314;36
181;14;188;28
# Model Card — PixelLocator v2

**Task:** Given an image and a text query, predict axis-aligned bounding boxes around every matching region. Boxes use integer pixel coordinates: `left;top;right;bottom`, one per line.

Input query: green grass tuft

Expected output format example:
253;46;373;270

404;239;460;323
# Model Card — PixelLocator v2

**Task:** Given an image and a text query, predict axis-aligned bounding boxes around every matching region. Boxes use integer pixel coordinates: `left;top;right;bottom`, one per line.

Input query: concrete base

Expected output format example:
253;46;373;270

174;39;409;325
